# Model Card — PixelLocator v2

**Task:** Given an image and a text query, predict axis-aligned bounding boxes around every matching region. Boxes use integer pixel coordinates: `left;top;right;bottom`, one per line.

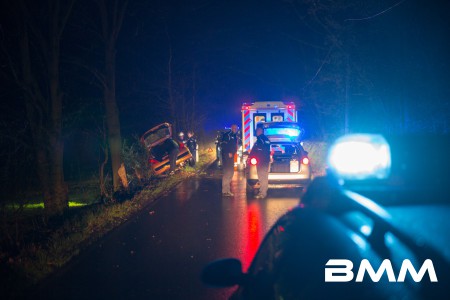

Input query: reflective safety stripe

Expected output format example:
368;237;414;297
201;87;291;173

243;109;252;152
286;108;294;122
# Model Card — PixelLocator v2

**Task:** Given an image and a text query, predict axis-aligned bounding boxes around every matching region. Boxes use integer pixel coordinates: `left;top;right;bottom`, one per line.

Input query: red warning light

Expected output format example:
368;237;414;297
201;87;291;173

302;157;309;165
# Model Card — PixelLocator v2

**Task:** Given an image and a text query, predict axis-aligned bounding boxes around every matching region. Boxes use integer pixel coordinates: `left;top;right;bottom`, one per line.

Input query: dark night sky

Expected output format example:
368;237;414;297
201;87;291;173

116;0;311;132
1;0;450;154
105;0;450;135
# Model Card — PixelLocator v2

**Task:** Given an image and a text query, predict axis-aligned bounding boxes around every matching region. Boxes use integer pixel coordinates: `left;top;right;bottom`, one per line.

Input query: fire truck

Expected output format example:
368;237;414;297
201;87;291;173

241;101;298;154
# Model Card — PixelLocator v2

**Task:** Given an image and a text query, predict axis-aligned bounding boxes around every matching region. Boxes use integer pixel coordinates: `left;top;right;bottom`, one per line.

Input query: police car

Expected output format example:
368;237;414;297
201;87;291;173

203;134;450;300
246;122;311;195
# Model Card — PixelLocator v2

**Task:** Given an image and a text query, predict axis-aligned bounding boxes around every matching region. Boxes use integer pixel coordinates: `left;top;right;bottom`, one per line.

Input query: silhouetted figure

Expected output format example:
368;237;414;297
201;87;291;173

165;138;180;175
251;126;271;198
221;124;238;196
186;131;197;166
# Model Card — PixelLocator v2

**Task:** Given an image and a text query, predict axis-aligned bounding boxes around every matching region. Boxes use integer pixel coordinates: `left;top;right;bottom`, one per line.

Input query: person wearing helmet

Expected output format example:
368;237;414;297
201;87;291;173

178;131;186;144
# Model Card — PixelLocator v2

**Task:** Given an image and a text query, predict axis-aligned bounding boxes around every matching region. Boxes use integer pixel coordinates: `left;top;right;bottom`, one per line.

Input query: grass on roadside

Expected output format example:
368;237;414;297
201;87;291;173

2;150;215;294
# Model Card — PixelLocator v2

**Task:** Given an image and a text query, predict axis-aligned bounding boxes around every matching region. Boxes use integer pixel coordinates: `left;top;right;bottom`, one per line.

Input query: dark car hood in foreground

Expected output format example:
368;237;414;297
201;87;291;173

387;205;450;263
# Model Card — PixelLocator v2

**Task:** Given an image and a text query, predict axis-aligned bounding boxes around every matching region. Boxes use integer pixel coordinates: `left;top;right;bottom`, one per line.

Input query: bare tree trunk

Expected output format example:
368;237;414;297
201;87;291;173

190;65;197;131
99;120;110;198
15;0;73;214
167;43;177;132
97;0;128;192
47;12;68;213
104;42;123;191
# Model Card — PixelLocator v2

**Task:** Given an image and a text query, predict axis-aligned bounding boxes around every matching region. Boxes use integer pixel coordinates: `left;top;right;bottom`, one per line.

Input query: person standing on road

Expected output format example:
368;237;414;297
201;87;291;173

186;130;197;166
221;124;238;197
251;126;271;198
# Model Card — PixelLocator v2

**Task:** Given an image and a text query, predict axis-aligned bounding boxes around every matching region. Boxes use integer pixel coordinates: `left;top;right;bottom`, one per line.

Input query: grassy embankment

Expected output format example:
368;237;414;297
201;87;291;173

0;148;215;295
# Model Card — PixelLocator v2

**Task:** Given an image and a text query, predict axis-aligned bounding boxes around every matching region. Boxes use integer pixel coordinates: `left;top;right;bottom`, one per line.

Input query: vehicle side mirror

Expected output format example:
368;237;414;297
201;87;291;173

201;258;246;287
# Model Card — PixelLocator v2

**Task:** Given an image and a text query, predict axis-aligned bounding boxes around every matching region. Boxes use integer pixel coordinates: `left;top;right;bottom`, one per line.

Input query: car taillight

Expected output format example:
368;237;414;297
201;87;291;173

250;158;258;165
302;157;309;165
149;159;159;165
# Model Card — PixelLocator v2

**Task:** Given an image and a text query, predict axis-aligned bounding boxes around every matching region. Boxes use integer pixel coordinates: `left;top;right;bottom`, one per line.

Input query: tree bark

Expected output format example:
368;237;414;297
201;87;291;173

96;0;128;192
104;42;123;191
15;0;73;215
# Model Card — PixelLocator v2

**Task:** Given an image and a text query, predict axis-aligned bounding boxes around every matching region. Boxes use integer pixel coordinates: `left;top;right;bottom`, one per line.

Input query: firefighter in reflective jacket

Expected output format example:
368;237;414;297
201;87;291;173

251;126;271;198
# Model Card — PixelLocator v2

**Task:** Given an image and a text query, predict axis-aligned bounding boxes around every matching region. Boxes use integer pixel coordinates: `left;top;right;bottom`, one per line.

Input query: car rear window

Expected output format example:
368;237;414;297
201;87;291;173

143;126;171;147
271;143;307;157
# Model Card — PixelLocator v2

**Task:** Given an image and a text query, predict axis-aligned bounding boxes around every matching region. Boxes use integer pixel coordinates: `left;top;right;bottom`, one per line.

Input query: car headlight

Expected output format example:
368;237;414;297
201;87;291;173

328;134;391;180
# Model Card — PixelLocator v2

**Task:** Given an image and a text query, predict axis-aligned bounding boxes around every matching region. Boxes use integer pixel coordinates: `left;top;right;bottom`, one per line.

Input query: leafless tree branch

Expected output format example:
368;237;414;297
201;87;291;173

345;0;407;22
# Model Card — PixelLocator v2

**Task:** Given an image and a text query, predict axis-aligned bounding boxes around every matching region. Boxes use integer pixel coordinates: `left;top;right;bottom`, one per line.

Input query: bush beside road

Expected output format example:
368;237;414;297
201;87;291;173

0;148;215;298
302;140;328;177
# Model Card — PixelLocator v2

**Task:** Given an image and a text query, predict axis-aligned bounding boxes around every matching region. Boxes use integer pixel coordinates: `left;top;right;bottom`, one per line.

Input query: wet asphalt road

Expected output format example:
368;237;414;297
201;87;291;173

34;163;302;300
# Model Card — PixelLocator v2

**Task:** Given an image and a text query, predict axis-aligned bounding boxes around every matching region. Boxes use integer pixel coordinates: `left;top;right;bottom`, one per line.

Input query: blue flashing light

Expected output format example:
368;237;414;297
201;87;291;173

328;134;391;180
360;225;372;236
265;128;301;137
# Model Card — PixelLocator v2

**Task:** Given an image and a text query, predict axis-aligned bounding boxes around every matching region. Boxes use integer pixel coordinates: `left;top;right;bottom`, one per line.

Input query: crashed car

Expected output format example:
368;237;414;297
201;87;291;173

203;134;450;300
140;123;192;175
246;122;311;194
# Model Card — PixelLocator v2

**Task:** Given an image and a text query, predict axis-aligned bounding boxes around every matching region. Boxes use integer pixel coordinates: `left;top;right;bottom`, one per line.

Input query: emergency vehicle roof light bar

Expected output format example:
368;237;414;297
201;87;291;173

328;134;391;180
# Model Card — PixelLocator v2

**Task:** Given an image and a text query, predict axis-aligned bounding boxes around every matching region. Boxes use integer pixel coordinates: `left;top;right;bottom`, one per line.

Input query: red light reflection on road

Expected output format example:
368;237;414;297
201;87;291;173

242;202;262;271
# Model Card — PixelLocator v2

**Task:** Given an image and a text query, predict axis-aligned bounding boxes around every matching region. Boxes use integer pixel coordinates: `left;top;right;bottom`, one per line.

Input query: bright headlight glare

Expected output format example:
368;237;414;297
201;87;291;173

328;134;391;180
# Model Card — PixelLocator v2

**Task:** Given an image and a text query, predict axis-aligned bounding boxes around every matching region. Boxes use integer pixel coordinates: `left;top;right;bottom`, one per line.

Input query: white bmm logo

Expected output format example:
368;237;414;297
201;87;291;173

325;259;438;282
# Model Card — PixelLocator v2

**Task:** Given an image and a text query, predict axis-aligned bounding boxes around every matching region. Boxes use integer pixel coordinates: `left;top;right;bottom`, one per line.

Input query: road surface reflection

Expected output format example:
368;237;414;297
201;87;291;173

219;171;301;270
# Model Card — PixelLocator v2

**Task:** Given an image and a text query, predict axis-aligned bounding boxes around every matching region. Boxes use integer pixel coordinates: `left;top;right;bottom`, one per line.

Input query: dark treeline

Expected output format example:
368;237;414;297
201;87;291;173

1;0;449;213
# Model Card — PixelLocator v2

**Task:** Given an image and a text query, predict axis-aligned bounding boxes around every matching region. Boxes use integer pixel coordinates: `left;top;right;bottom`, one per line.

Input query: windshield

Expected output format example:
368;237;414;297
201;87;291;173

271;143;301;156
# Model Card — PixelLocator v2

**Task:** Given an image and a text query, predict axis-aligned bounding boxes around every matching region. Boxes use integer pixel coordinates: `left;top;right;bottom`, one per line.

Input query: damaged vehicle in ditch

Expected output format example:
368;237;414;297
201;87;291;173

140;123;192;175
